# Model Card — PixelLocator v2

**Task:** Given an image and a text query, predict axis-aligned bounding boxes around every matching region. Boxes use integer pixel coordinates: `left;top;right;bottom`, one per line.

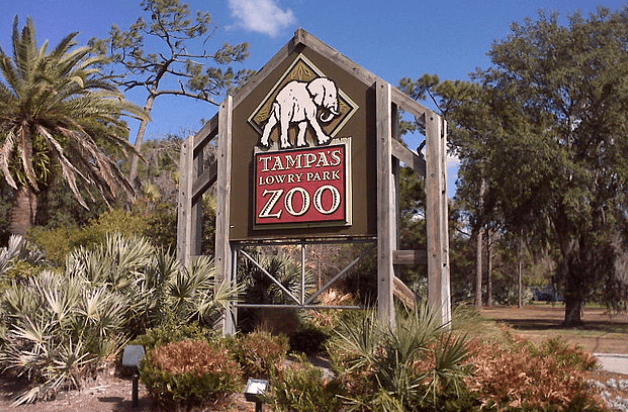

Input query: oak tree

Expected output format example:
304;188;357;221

404;7;628;325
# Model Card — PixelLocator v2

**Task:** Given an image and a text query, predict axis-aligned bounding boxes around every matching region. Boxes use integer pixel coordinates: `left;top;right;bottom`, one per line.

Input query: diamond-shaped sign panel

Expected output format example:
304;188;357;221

248;55;359;147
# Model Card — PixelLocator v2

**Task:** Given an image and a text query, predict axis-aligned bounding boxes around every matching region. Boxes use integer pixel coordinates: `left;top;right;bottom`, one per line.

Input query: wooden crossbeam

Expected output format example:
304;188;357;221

393;250;427;265
390;138;426;177
193;114;218;152
191;160;217;201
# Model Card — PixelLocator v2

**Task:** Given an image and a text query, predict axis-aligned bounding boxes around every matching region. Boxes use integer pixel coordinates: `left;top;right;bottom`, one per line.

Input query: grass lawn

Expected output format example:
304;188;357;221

479;303;628;354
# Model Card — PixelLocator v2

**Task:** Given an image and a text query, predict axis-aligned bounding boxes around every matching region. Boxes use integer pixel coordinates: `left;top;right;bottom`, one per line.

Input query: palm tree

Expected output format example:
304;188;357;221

0;17;147;235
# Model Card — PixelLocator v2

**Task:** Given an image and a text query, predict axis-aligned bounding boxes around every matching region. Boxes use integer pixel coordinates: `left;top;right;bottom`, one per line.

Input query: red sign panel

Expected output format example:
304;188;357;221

254;142;351;228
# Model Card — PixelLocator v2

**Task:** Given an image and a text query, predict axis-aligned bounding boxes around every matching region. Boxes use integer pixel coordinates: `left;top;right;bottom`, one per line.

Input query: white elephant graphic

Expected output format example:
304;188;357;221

259;77;340;149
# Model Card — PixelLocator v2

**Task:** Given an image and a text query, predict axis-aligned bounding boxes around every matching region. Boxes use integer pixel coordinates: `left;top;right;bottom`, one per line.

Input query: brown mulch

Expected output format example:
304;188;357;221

0;367;257;412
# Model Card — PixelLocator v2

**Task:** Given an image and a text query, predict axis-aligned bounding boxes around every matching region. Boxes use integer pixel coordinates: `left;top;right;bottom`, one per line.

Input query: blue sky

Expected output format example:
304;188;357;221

1;0;627;196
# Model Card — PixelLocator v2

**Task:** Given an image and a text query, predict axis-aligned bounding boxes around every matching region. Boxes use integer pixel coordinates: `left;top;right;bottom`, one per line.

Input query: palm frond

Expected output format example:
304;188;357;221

0;16;148;210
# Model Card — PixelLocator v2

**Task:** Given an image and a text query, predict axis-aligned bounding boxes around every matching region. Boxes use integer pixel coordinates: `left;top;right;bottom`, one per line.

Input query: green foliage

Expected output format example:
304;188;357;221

140;201;179;252
402;7;628;323
2;260;40;284
226;331;289;380
289;323;331;356
0;233;235;404
264;359;344;412
328;305;476;412
130;313;215;352
140;340;242;411
31;208;149;265
0;17;147;235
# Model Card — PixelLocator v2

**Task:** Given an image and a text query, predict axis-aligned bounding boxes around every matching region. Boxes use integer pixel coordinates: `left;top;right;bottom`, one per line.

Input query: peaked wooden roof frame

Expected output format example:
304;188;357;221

177;29;450;332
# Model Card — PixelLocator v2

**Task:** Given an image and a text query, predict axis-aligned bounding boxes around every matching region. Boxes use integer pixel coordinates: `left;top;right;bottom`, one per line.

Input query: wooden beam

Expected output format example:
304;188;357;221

376;81;395;328
394;276;417;308
176;139;193;266
216;96;235;335
191;160;218;201
191;146;203;256
193;114;218;153
425;112;451;326
390;137;426;177
393;250;428;265
391;87;430;120
295;29;379;88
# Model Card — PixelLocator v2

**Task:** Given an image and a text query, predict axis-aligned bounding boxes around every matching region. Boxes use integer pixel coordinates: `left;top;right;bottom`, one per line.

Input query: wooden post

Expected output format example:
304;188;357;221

216;96;235;334
376;81;395;327
426;113;451;326
191;145;204;256
177;138;193;267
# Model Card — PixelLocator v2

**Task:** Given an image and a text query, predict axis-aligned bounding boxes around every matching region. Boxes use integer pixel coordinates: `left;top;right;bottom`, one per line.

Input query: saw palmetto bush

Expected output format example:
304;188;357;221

328;304;477;412
0;235;46;284
2;270;126;404
0;233;235;404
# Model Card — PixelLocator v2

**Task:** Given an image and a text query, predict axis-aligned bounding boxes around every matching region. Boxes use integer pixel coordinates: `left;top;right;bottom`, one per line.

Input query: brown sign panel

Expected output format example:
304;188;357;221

230;46;377;240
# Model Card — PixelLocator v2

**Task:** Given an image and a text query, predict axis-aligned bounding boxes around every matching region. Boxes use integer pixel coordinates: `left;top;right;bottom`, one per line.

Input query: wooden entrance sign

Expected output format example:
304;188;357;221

177;29;450;332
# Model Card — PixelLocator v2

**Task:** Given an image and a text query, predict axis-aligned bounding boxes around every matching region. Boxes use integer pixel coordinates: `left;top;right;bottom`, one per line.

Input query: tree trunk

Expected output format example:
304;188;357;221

475;228;483;308
517;253;523;308
128;94;156;188
10;185;38;236
487;229;493;307
559;233;584;327
475;178;486;308
564;297;583;326
563;253;585;326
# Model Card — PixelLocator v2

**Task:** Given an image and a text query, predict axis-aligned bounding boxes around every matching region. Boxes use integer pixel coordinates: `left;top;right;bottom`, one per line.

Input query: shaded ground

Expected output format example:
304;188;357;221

480;304;628;354
0;365;257;412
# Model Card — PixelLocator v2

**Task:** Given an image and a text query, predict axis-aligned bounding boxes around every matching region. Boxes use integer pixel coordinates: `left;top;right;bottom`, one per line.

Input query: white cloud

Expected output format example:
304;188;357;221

227;0;296;38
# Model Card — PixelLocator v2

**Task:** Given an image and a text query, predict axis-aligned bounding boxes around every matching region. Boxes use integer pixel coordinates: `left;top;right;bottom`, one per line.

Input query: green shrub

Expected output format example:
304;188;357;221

1;233;236;405
329;306;477;412
289;323;330;355
30;209;148;265
131;314;215;352
140;340;243;411
227;331;289;380
264;360;343;412
29;225;78;265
